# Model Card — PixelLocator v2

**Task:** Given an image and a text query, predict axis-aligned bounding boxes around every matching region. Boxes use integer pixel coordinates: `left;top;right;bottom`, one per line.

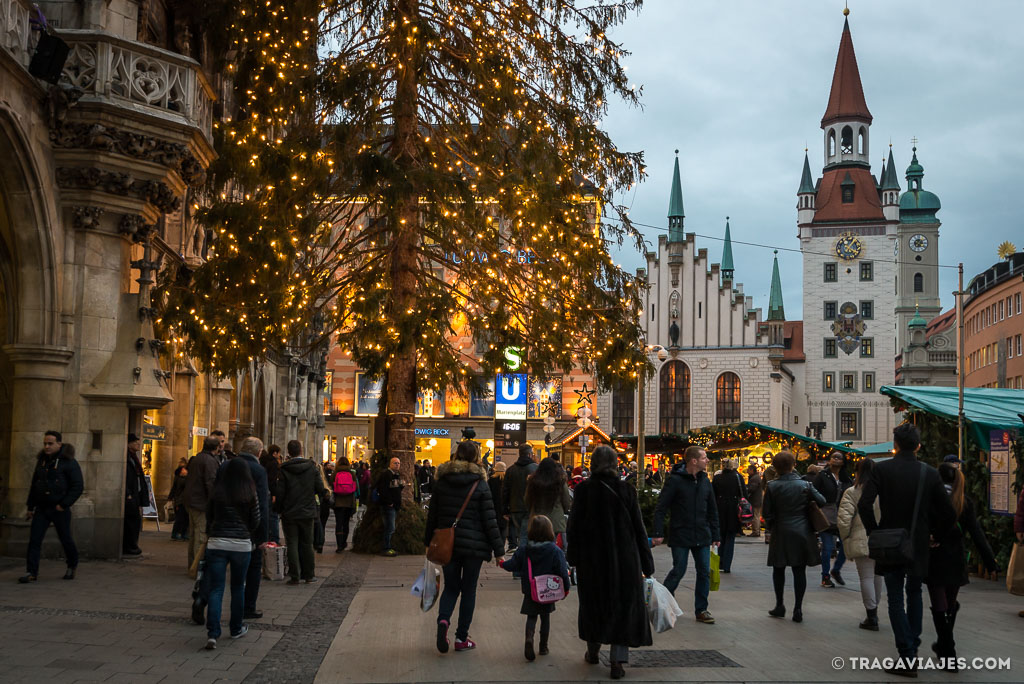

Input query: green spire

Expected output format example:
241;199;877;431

767;250;785;321
721;217;735;280
798;150;815;194
882;147;901;190
905;145;924;181
667;150;685;242
908;302;927;329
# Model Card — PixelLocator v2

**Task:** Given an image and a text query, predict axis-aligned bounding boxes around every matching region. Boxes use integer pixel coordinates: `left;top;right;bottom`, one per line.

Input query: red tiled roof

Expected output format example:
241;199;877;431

821;19;872;127
783;320;804;361
926;308;956;337
812;167;884;223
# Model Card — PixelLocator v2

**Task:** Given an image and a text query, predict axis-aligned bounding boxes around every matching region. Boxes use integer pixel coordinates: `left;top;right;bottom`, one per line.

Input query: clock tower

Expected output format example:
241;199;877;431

797;12;898;446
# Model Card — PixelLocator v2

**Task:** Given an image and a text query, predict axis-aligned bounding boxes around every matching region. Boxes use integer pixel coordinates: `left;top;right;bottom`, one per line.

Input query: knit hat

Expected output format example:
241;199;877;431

493;461;507;473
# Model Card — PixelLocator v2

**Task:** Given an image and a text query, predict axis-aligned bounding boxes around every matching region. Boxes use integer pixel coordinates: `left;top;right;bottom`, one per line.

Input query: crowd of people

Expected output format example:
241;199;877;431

14;422;1024;679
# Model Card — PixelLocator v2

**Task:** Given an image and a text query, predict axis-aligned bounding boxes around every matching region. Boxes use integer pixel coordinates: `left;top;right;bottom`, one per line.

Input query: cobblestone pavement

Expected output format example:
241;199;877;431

0;519;366;684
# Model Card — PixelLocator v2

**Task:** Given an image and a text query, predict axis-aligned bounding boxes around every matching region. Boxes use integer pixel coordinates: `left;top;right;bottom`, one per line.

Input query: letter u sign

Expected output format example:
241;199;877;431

500;376;520;401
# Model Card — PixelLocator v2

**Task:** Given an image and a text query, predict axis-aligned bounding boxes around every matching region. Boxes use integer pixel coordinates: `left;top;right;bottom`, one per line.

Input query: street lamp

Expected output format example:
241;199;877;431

636;344;668;491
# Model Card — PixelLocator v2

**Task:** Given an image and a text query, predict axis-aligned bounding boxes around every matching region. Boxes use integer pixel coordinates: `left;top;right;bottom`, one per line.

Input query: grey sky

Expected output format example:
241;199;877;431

603;0;1024;318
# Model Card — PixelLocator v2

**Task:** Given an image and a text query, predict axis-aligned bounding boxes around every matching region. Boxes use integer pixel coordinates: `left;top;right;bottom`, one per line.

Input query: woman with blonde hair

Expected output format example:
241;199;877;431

837;457;883;630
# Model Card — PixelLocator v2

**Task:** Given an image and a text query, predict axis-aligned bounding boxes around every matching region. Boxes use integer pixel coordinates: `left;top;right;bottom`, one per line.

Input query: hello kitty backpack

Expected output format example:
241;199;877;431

528;555;566;604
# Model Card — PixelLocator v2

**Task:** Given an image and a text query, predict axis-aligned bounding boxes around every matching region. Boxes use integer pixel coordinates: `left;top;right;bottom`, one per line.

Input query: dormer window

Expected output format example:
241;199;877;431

842;186;854;203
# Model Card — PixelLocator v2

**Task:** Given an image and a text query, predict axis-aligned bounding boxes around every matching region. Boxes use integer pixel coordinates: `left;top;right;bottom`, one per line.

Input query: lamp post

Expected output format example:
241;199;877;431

636;344;668;492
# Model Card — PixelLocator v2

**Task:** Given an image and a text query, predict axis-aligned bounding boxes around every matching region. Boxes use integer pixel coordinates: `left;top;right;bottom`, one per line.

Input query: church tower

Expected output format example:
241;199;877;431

798;10;898;446
667;150;685;243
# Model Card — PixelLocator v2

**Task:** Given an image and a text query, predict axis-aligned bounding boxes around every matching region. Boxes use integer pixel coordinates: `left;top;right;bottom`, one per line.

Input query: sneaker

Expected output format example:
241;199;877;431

383;549;397;557
821;577;835;588
305;577;318;584
230;624;249;639
17;574;37;584
454;637;476;651
436;620;450;654
695;611;715;624
287;577;300;585
830;569;846;586
205;638;217;650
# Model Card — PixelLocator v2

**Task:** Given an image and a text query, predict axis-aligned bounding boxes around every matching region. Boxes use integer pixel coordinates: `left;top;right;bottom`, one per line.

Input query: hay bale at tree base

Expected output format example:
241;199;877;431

352;504;427;555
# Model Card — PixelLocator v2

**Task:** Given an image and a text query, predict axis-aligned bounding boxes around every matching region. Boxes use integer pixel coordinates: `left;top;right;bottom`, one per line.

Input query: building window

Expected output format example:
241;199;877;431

839;411;859;438
913;273;923;292
863;372;875;392
612;383;635;435
1016;293;1021;314
860;262;873;281
659;361;690;434
841;373;856;391
860;338;874;358
824;338;837;358
824;262;837;282
841;125;854;154
1008;296;1014;318
824;301;837;319
823;372;835;392
860;300;873;319
1000;300;1004;320
715;372;742;424
1017;334;1022;357
842;185;854;203
1009;338;1015;359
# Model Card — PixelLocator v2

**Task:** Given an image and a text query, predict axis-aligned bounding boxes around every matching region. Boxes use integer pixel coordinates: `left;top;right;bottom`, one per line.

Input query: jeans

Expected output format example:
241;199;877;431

854;556;885;611
663;545;711;613
282;518;315;580
884;569;923;658
334;506;354;549
267;509;281;544
718;534;736;572
383;507;397;550
509;511;527;548
26;506;78;575
205;548;251;639
820;532;846;579
245;541;262;613
438;557;483;641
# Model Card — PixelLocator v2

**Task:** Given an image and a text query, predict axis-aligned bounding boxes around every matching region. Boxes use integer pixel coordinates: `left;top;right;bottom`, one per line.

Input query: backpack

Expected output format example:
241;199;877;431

334;470;357;495
738;497;754;522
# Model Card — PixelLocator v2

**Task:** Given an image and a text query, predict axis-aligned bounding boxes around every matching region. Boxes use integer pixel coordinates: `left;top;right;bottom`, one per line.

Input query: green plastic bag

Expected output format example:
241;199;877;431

709;548;721;592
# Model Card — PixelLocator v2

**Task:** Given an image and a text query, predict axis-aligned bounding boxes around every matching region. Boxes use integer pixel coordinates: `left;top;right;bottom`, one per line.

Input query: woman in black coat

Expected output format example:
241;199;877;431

424;440;504;654
566;445;654;680
712;459;747;572
763;451;824;623
487;461;507;542
926;463;997;669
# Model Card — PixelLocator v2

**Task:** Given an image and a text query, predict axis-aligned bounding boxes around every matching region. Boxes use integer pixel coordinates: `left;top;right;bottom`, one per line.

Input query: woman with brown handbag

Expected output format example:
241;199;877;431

424;440;504;654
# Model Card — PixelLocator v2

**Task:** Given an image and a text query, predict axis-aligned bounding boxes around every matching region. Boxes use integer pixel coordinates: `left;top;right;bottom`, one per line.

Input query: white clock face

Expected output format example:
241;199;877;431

910;234;928;252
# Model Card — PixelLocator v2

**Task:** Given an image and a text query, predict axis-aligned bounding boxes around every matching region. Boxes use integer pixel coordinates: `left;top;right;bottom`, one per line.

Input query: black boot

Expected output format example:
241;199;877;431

859;607;879;631
930;607;957;670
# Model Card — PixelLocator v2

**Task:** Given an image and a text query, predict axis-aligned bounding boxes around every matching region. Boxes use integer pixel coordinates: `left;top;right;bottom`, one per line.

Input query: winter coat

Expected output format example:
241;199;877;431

125;450;148;509
653;465;720;547
525;482;572;534
26;445;84;511
502;453;538;515
929;494;997;587
837;485;879;560
764;472;824;568
746;471;763;507
712;468;747;537
566;471;654;648
184;450;219;512
377;469;404;510
276;457;329;521
168;467;188;506
857;452;957;579
260;452;281;491
813;468;853;506
206;491;261;541
229;452;270;544
500;540;570;615
423;460;504;562
487;474;505;518
331;467;358;509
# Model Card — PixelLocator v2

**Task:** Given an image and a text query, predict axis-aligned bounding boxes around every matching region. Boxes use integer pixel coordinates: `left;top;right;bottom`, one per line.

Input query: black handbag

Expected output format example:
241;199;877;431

868;466;927;565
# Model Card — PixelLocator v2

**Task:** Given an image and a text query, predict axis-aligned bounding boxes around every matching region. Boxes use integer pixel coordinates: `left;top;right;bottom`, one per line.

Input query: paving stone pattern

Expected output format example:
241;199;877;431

597;649;741;668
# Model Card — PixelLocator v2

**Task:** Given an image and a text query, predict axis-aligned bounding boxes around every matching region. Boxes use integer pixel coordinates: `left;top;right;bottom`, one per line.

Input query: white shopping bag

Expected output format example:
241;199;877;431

645;577;684;633
421;560;441;612
262;544;286;581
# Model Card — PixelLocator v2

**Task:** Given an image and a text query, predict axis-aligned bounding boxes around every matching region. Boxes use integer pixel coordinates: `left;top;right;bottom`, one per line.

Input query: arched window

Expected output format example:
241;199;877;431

716;372;742;424
841;126;853;155
828;130;836;157
612;382;635;435
858;127;867;155
914;273;923;292
659;361;690;434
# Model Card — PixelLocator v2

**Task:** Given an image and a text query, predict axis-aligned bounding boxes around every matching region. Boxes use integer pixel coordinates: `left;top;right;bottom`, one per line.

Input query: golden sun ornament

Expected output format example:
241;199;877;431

997;241;1017;260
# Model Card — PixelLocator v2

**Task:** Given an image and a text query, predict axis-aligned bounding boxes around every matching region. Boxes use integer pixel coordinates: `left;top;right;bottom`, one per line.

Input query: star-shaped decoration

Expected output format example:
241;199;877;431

574;382;595;407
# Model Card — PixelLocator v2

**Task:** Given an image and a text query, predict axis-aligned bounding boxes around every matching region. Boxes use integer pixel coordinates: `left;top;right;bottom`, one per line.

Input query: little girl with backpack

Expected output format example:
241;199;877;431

331;457;359;552
498;515;571;662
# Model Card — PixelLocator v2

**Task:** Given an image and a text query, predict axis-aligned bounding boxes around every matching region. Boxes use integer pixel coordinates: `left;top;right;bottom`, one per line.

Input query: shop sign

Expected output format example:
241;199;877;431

495;374;527;420
988;429;1017;516
142;424;166;441
355;373;385;416
415;428;450;436
192;426;208;437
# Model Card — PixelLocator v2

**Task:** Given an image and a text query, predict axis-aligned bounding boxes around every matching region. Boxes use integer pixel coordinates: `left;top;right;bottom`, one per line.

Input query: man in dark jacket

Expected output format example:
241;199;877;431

185;436;221;570
20;431;84;583
260;444;282;544
814;451;853;587
712;458;747;573
277;440;329;583
228;436;270;619
122;433;148;555
858;423;956;677
652;446;720;624
377;456;405;556
502;444;537;550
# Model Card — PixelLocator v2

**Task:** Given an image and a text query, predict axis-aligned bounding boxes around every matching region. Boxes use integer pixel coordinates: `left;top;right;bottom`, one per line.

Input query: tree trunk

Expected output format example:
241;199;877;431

387;0;420;504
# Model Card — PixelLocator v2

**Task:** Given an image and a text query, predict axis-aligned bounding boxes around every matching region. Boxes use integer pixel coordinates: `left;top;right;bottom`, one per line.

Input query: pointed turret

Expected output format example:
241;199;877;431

797;150;817;224
667;150;685;243
767;251;785;322
882;148;901;191
821;16;872;127
721;217;735;282
881;146;901;220
798;152;815;194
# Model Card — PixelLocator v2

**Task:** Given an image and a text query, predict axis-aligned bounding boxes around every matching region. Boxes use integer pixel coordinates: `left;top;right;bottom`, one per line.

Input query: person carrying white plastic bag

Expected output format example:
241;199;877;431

645;577;684;633
411;559;442;612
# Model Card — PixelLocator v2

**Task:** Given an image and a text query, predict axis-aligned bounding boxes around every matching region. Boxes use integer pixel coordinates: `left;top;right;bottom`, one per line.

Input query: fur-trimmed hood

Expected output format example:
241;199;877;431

436;459;487;480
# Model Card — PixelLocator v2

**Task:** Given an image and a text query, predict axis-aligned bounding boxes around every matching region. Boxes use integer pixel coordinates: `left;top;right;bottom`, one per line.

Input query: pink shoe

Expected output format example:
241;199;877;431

454;637;476;651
